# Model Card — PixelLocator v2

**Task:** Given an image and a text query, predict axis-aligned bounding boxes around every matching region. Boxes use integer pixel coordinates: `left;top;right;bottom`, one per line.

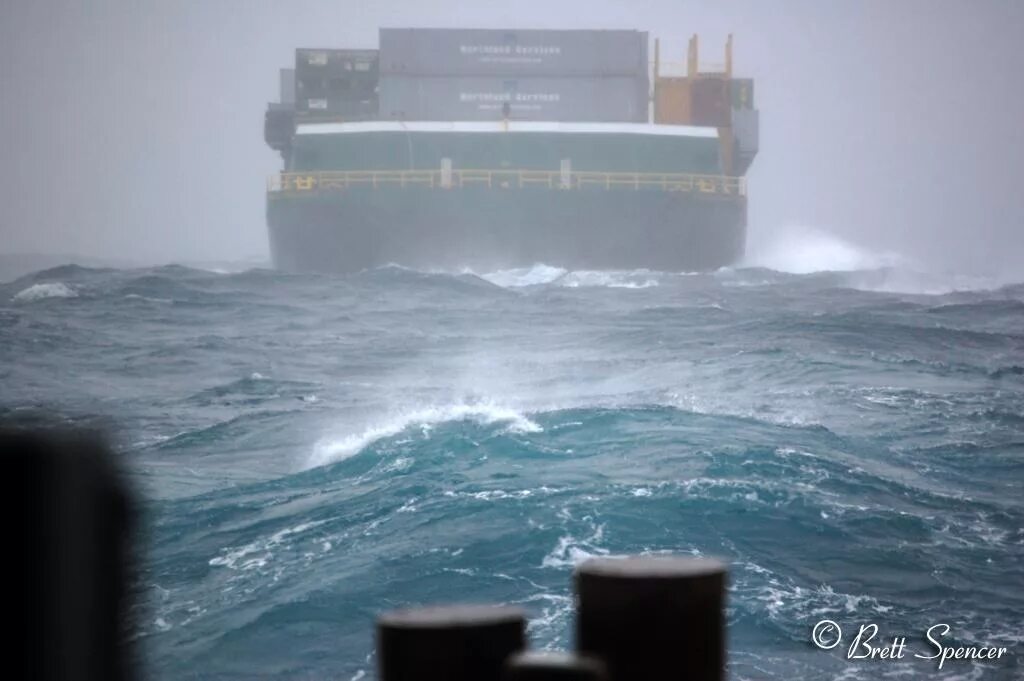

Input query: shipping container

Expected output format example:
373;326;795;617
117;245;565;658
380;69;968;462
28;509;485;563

730;78;754;110
690;76;730;127
295;96;379;119
654;77;691;124
279;68;295;105
294;49;378;118
731;108;758;155
379;28;648;77
295;48;379;77
378;75;648;122
296;74;377;101
264;106;295;155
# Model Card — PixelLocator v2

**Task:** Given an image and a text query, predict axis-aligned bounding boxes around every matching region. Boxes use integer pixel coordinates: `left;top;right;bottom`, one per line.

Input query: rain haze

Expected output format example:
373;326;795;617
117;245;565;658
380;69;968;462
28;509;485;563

3;4;1024;680
1;0;1023;279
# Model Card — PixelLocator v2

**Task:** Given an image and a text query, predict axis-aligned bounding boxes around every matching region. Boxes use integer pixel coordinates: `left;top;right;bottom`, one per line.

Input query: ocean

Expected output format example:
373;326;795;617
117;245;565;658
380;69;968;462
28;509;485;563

1;257;1021;680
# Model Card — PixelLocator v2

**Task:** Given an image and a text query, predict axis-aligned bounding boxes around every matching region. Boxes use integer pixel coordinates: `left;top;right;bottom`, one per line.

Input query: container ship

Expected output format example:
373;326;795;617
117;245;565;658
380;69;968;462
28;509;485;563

264;29;758;273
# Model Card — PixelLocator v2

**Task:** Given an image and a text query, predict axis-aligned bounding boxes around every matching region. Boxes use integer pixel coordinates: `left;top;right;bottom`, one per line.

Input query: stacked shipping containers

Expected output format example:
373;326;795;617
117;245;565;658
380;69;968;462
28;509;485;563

728;77;757;173
377;29;650;122
265;68;297;158
279;69;296;105
294;48;379;119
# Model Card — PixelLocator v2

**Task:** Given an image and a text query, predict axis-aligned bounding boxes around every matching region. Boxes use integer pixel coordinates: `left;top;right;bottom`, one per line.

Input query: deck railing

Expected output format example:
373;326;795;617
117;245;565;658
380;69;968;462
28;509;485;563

267;169;746;197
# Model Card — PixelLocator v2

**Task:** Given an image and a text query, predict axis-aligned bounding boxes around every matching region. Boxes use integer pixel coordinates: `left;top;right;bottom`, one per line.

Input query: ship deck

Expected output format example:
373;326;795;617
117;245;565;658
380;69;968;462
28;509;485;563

294;120;720;138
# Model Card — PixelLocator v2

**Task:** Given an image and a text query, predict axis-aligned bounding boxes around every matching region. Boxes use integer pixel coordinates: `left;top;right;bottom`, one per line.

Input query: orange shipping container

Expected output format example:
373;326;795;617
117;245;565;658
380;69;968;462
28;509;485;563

654;77;691;124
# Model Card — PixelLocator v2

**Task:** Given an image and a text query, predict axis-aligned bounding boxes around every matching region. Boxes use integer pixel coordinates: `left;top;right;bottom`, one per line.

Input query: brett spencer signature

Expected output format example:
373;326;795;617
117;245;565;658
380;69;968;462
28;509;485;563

812;620;1010;670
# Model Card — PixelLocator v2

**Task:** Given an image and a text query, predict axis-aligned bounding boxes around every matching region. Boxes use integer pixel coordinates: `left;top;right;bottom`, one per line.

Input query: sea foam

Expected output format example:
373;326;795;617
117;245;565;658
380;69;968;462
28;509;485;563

307;401;542;469
12;282;77;302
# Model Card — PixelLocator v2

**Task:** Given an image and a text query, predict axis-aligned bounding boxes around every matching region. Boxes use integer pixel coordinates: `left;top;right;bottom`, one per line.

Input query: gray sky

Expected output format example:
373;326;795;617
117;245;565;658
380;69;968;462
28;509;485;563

1;0;1022;275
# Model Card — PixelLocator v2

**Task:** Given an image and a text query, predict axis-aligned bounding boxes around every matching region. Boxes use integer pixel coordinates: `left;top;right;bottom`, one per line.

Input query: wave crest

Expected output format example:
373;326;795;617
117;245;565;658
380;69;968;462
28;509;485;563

307;401;542;469
12;282;77;302
477;265;659;289
477;264;568;288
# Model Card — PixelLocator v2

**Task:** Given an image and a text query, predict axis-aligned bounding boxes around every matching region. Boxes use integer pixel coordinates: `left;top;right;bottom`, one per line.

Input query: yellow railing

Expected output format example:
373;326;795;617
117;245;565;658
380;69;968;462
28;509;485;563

654;61;729;78
268;170;746;196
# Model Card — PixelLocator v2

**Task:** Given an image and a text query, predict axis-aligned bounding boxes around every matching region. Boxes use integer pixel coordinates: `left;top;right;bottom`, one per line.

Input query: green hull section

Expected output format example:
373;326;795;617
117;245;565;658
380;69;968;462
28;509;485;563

272;126;748;273
291;129;722;175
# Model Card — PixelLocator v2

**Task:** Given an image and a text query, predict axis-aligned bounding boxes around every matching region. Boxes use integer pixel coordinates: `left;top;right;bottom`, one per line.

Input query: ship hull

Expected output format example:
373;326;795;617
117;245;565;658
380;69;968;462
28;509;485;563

268;186;746;273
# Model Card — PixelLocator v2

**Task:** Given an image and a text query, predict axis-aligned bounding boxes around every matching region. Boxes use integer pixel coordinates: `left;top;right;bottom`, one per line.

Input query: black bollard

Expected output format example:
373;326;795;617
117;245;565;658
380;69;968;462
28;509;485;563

377;603;527;681
2;425;137;681
575;556;728;681
504;651;608;681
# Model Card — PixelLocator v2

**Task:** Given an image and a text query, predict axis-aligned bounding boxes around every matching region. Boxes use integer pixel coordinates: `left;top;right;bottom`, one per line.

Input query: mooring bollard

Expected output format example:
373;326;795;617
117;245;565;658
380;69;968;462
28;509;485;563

575;556;728;681
377;603;527;681
504;650;609;681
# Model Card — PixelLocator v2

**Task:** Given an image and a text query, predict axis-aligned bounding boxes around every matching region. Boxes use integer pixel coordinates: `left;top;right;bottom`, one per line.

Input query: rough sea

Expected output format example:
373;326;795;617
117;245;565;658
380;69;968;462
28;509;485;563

1;246;1022;680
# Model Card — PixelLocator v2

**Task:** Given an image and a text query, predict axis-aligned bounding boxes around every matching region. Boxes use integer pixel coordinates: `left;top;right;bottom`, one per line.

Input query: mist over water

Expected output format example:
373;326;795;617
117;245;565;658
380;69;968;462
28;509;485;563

745;225;1013;296
2;254;1021;680
745;225;905;274
2;2;1023;679
3;1;1024;272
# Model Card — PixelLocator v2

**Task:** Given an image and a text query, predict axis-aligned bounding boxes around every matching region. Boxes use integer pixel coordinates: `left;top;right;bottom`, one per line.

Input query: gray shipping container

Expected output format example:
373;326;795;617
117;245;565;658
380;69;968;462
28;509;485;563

731;108;759;156
380;28;648;77
379;75;649;122
296;48;379;76
730;78;754;110
296;95;379;118
280;68;295;105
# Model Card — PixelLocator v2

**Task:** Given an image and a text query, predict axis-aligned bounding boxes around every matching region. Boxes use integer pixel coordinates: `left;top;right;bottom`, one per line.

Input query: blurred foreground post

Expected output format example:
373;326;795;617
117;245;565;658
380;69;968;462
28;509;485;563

2;427;137;681
377;604;526;681
504;651;608;681
575;556;727;681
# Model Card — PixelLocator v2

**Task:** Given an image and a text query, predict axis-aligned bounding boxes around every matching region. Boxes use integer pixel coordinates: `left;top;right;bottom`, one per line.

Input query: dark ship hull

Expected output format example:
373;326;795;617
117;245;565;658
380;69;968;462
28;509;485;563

268;181;746;273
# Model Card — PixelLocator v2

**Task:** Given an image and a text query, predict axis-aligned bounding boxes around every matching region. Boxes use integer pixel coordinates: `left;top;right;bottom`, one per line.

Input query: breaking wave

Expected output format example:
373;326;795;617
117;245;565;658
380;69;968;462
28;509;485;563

476;265;659;289
308;401;543;469
741;226;1013;294
2;261;1022;681
744;225;904;274
477;264;568;287
12;281;77;302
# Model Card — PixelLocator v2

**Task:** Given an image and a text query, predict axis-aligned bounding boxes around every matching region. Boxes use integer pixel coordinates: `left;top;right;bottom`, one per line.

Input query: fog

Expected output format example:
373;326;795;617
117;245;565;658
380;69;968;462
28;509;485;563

1;0;1022;277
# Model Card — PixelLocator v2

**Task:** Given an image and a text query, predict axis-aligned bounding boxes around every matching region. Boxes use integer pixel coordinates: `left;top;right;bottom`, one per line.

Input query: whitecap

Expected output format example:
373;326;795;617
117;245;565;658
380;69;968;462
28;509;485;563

743;224;903;274
307;401;542;469
541;525;609;569
12;282;77;302
208;520;326;571
478;264;567;287
559;270;659;289
124;293;172;304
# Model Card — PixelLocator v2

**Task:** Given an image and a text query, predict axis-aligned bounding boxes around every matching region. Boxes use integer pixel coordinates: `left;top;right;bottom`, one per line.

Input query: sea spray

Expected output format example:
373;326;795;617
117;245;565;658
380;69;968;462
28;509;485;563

1;262;1020;681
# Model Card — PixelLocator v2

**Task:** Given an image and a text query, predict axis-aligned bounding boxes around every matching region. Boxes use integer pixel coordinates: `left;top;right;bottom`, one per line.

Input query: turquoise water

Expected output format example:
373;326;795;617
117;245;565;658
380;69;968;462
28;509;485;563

2;262;1021;679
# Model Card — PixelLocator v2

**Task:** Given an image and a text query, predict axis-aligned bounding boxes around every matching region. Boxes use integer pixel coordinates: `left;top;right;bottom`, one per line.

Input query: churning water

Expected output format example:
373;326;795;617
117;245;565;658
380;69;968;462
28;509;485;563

1;252;1021;679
